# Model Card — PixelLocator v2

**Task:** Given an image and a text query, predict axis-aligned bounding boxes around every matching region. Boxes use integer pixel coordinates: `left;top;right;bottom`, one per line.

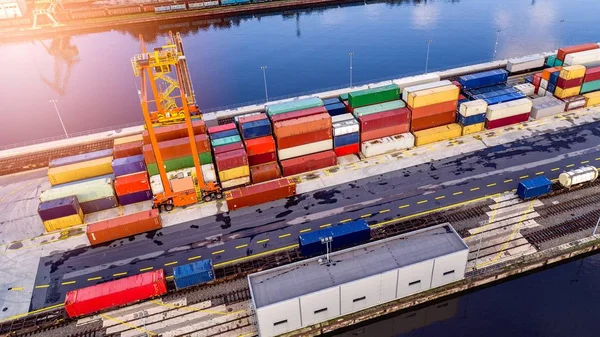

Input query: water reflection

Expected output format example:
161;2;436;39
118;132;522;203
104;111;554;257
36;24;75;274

38;37;80;97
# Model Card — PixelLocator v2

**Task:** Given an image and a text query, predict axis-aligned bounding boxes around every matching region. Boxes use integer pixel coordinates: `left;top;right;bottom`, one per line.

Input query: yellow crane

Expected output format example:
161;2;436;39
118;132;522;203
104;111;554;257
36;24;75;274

31;0;63;29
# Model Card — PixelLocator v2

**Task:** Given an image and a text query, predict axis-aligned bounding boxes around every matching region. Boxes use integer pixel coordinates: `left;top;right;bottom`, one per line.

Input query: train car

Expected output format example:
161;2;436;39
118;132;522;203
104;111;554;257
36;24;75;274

188;1;219;9
517;176;552;200
220;0;251;6
173;259;215;290
298;219;371;257
558;166;598;189
154;5;172;13
64;270;167;318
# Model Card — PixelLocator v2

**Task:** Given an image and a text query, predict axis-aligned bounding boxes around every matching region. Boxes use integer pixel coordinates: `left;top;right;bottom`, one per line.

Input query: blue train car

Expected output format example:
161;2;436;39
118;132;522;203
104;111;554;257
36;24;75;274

173;259;215;290
458;69;509;90
298;219;370;257
517;176;552;200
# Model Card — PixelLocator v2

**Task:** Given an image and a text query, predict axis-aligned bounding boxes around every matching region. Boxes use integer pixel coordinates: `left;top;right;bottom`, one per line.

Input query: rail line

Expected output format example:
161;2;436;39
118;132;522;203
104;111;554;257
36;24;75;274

524;209;600;250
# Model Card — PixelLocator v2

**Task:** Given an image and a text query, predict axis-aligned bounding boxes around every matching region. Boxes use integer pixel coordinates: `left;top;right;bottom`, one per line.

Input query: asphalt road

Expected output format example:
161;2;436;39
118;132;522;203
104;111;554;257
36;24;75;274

30;120;600;310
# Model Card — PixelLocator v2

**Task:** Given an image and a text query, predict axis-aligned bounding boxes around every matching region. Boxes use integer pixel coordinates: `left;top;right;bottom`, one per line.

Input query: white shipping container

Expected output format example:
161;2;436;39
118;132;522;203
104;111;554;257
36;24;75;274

506;55;545;73
513;83;535;96
361;133;415;158
544;90;554;97
565;98;586;110
540;78;549;89
150;175;164;195
564;49;600;66
530;97;566;119
278;139;333;161
149;163;216;195
201;163;217;183
459;99;488;117
39;176;114;203
402;80;452;102
486;98;533;121
538;87;547;96
331;113;355;123
332;119;359;136
221;176;251;189
393;73;441;92
559;166;598;188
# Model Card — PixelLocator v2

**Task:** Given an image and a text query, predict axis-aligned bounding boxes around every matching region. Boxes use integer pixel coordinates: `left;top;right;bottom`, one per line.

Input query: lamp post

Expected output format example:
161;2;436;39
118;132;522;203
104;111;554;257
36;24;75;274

425;40;432;74
492;29;501;61
260;66;269;103
349;52;354;88
49;99;68;138
321;236;333;263
593;215;600;237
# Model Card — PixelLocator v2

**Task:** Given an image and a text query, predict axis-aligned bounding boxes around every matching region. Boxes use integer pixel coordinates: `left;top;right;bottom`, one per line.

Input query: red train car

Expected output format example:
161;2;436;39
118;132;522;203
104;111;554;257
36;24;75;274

64;269;167;318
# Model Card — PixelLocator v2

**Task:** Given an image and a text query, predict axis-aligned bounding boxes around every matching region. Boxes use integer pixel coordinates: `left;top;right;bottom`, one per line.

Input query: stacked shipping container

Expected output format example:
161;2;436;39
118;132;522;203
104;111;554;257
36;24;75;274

237;114;281;184
210;123;250;189
554;65;585;99
581;66;600;94
37;196;84;232
40;175;118;215
331;114;360;157
457;100;487;135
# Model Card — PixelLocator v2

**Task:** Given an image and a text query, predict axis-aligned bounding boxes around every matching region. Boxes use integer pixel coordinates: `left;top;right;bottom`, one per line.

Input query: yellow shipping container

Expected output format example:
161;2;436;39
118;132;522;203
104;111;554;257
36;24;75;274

559;65;586;80
43;211;84;232
554;86;581;99
408;85;459;109
113;134;143;146
413;123;462;146
47;156;113;186
461;123;485;136
218;165;250;182
583;91;600;107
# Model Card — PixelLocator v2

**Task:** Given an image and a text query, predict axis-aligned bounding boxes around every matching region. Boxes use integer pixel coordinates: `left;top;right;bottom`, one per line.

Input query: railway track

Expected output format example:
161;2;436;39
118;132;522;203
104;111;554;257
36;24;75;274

523;209;600;249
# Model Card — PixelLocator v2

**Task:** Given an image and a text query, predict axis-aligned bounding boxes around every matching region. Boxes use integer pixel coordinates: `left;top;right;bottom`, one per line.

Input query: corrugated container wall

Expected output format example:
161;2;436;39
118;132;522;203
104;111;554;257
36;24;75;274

86;209;162;245
173;260;215;290
47;157;113;186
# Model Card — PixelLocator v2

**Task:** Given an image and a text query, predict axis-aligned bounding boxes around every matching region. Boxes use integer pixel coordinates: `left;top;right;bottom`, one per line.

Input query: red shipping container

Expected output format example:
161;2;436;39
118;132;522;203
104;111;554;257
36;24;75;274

557;43;599;61
458;94;466;101
270;106;328;123
215;149;248;171
411;111;456;132
408;100;458;119
334;143;359;157
245;136;275;156
225;178;296;211
556;77;584;90
142;134;210;164
361;124;410;142
86;209;162;245
485;112;530;129
280;150;337;177
64;269;167;318
358;108;411;133
114;172;150;196
452;80;463;91
276;128;332;149
113;141;143;159
208;123;236;135
273;113;332;139
249;151;277;167
213;142;245;155
584;66;600;83
237;113;268;125
143;120;206;144
533;73;542;93
250;162;282;184
342;100;354;114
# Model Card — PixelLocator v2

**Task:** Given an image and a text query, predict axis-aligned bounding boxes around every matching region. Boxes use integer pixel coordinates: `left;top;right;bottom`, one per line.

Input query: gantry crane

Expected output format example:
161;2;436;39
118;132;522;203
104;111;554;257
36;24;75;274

39;37;79;96
132;32;221;211
31;0;63;29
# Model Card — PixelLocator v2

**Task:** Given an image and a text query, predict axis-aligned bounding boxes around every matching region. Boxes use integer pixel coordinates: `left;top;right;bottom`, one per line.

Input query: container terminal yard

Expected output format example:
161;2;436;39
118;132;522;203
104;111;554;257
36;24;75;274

3;37;600;337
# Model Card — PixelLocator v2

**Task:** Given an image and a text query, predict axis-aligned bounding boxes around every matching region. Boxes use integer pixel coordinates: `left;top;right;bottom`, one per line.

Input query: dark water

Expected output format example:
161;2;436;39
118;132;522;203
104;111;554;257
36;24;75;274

330;253;600;337
2;0;600;146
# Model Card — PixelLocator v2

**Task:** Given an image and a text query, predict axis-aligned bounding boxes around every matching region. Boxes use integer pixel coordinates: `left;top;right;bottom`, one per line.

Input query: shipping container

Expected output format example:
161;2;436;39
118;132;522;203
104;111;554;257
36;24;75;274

408;99;458;119
332;114;356;123
530;97;566;119
413;123;462;146
49;149;114;168
538;87;547;96
40;175;115;204
38;195;81;222
114;171;150;196
513;83;535;96
333;132;360;148
581;79;600;94
352;100;406;118
47;156;113;186
583;92;600;107
546;55;558;67
270;106;327;123
472;87;519;100
506;55;545;73
323;97;341;105
517;176;552;200
401;80;452;102
213;141;245;155
266;97;323;116
334;143;359;157
236;113;266;125
142;134;210;165
485;112;530;129
452;80;463;91
298;219;370;256
464;84;509;97
240;119;272;140
209;129;239;140
143;120;206;144
273;113;331;139
112;155;146;177
348;84;400;108
562;95;587;111
461;123;485;136
250;162;282;184
146;152;213;176
540;78;549;89
458;95;469;105
248;151;277;167
542;67;562;81
278;139;333;161
584;66;600;83
338;93;349;101
208;123;236;135
117;189;152;206
211;135;242;148
173;259;215;290
361;124;410;143
64;269;167;318
150;164;216;195
358;108;411;133
113;134;143;146
218;165;250;182
245;136;275;156
564;49;600;67
276;128;332;149
411;110;456;132
225;178;296;211
392;73;441;92
458;69;508;90
558;166;599;189
457;113;486;126
547;83;557;94
215;149;248;172
324;102;346;116
280;150;337;176
407;85;459;109
43;214;84;232
560;65;587;80
113;141;144;159
486;98;533;121
220;176;251;189
361;133;415;158
459;99;488;117
557;43;599;61
332;119;359;136
171;177;194;193
554;86;581;99
86;209;162;245
556;77;584;90
483;91;526;105
80;197;118;214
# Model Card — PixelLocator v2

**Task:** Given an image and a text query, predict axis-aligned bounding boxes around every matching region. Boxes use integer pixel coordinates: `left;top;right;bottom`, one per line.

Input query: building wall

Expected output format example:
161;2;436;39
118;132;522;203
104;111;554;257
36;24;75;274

431;250;469;288
256;298;302;337
299;287;340;327
396;259;434;298
340;269;397;315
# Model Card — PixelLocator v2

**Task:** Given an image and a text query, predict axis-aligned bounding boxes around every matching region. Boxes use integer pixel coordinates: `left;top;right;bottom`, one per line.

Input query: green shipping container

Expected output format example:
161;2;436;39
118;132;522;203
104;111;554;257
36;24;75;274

348;84;400;108
555;59;563;67
147;152;213;176
265;97;323;116
546;55;557;67
580;80;600;94
338;93;349;101
211;135;242;148
353;100;406;117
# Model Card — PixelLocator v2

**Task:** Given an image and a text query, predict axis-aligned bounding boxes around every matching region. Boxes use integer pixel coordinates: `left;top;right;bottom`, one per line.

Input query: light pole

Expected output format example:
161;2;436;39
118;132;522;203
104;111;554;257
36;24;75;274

349;52;354;88
320;236;333;263
492;29;501;61
49;99;68;138
260;66;269;102
556;20;565;50
593;215;600;237
425;40;432;74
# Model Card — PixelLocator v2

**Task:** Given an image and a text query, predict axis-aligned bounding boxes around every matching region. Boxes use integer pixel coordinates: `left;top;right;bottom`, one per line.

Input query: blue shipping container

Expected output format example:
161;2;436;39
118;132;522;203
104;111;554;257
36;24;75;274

210;129;239;141
298;219;371;257
472;87;518;100
112;155;146;177
323;97;341;105
457;113;486;126
549;71;560;86
334;132;360;148
458;69;509;90
458;97;470;106
484;92;526;105
325;102;347;116
241;119;272;139
524;75;534;84
465;84;509;97
517;176;552;200
547;83;556;94
173;259;215;290
220;0;250;5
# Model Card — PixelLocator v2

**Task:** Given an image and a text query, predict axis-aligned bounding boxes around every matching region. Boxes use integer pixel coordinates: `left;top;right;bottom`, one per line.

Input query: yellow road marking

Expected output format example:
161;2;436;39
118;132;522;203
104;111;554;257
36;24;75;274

417;200;428;204
435;196;445;200
379;209;390;214
470;187;480;191
596;158;600;161
9;191;15;195
486;183;497;187
140;267;154;272
339;219;352;223
581;160;590;164
10;287;23;291
519;175;529;179
113;272;127;277
235;244;248;249
300;228;311;233
187;256;202;261
278;234;291;238
535;171;544;175
398;204;410;209
61;281;76;285
257;239;270;244
551;168;560;171
212;250;225;255
0;197;4;202
35;284;49;289
164;261;178;266
503;179;513;183
453;191;463;195
87;277;101;281
166;275;174;280
360;214;371;218
566;164;575;168
99;313;157;336
320;224;331;228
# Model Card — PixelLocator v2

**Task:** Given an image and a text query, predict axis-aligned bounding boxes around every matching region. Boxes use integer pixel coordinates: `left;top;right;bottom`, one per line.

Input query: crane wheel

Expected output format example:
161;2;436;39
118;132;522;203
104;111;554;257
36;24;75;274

203;195;212;202
215;193;223;200
164;204;175;212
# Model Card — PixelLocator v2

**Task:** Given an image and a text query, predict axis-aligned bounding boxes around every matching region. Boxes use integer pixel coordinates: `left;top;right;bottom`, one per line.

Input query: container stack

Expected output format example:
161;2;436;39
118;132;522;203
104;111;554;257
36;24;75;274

581;66;600;94
506;55;545;73
112;154;151;206
406;82;459;129
47;151;113;186
583;92;600;107
513;83;536;97
537;67;561;96
331;114;360;157
564;48;600;67
113;134;144;159
554;65;585;99
457;99;487;135
485;98;533;129
237;114;281;184
38;196;84;232
530;96;566;119
323;97;346;116
209;123;250;189
562;95;587;111
40;175;118;215
545;55;563;68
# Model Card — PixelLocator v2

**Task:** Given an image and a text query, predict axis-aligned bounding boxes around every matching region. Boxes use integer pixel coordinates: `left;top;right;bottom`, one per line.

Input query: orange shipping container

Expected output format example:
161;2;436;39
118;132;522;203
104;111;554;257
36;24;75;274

251;162;282;184
142;120;206;144
276;128;332;149
411;110;456;132
273;113;332;139
114;172;150;196
170;177;194;193
542;67;563;81
113;141;143;159
86;209;162;245
409;100;458;119
225;178;296;211
142;134;210;164
557;43;600;61
361;124;410;142
245;136;276;156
